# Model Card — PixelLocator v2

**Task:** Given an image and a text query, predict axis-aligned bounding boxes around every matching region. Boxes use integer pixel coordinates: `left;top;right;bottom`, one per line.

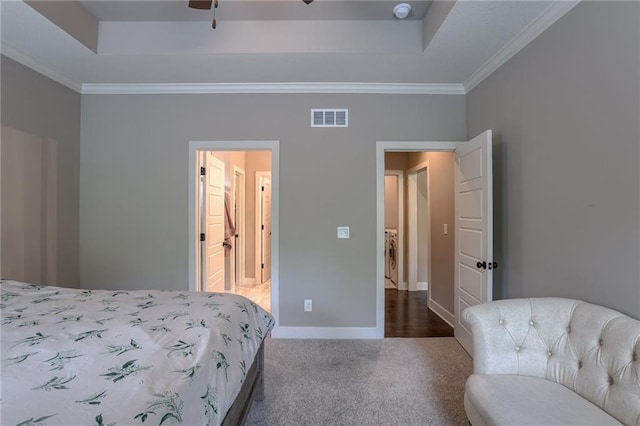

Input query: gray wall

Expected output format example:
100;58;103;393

407;151;455;313
467;2;640;317
1;55;80;287
80;93;466;327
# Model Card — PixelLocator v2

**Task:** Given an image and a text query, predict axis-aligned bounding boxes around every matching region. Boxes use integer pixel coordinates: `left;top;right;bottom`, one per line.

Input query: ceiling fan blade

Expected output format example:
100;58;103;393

189;0;213;10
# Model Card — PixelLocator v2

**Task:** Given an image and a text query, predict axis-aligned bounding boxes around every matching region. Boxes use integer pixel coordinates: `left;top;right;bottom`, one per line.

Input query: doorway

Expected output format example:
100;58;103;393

384;153;454;338
377;134;494;351
407;163;430;293
188;142;279;322
198;151;271;311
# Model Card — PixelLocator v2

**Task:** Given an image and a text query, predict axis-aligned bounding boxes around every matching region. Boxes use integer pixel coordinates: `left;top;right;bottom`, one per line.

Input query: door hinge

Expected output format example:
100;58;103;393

261;186;264;191
261;224;264;230
261;263;264;269
200;233;205;242
200;166;206;176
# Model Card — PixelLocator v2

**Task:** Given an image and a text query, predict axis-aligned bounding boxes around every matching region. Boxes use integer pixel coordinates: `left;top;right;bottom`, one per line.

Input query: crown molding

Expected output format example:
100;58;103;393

463;0;580;93
81;82;466;95
1;42;82;93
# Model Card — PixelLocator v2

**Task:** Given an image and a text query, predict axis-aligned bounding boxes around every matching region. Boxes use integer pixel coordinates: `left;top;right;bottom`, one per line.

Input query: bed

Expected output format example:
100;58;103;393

0;280;274;426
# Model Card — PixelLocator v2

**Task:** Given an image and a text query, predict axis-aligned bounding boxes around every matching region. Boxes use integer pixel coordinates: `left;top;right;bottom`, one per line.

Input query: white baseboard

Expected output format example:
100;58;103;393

398;281;408;291
242;278;256;286
428;298;455;327
272;326;379;339
407;281;427;291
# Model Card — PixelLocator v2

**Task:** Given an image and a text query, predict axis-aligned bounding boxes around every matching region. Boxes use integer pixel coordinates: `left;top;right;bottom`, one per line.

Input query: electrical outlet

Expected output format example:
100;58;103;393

304;299;312;312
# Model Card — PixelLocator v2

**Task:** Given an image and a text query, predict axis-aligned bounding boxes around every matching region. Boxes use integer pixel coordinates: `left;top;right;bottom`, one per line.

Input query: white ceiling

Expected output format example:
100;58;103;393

0;0;578;93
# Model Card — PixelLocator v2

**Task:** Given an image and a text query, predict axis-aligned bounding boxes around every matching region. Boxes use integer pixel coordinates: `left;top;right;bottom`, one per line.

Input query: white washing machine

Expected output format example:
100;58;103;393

385;229;398;285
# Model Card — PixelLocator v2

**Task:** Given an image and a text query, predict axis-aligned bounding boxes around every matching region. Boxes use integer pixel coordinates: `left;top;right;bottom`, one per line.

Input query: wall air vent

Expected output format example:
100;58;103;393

311;109;348;128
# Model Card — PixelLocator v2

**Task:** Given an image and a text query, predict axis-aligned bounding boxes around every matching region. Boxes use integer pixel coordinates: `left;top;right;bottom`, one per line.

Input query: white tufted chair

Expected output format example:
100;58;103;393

463;298;640;426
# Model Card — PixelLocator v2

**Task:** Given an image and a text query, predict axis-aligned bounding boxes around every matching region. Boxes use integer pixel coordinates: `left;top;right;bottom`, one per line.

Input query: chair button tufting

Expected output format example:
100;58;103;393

608;375;614;385
547;351;552;357
566;326;571;333
634;353;638;362
529;320;534;326
578;361;583;369
599;339;604;346
515;346;521;352
499;319;504;325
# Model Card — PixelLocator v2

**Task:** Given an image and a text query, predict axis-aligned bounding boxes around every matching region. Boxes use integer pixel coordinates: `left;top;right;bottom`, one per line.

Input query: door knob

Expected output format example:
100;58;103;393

476;261;487;269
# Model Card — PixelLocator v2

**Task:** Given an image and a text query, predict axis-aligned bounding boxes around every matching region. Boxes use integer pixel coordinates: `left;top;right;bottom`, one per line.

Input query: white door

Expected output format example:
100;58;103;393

260;175;272;283
454;130;493;354
204;153;225;292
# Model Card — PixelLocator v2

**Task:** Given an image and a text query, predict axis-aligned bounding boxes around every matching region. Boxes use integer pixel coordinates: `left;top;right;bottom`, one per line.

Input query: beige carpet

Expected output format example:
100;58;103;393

246;337;472;425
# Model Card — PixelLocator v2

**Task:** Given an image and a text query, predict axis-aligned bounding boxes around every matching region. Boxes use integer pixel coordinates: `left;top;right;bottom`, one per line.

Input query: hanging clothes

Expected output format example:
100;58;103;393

224;191;236;254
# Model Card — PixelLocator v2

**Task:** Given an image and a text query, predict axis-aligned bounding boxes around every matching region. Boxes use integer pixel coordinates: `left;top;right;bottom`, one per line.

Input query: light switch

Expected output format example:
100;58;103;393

337;226;350;239
444;224;448;235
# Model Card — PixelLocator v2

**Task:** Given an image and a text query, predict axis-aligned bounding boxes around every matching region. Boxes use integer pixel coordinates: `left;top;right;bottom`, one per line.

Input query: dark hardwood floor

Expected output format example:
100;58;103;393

385;289;454;337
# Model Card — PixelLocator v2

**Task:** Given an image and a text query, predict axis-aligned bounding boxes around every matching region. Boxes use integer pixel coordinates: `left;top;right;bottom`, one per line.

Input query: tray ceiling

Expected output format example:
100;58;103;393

0;1;578;92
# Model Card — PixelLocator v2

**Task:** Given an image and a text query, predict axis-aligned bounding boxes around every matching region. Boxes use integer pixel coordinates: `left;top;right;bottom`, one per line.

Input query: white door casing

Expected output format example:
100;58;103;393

454;130;493;354
232;167;246;289
407;172;418;292
415;169;430;291
406;161;430;292
260;174;272;283
204;153;226;293
384;171;404;289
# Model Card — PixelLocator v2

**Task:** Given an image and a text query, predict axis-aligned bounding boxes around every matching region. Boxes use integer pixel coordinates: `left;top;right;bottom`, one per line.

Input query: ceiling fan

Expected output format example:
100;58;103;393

188;0;313;6
189;0;314;29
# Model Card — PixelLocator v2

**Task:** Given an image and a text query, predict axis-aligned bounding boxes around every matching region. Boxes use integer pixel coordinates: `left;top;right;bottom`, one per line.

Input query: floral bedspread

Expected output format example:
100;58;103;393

0;280;274;426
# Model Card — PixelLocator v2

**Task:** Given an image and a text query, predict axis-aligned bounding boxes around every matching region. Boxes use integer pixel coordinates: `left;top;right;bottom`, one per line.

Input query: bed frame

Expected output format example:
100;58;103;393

221;341;265;425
